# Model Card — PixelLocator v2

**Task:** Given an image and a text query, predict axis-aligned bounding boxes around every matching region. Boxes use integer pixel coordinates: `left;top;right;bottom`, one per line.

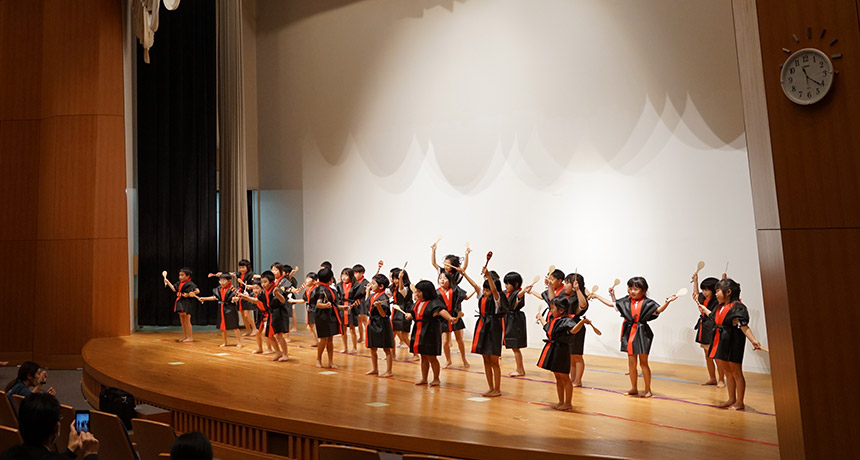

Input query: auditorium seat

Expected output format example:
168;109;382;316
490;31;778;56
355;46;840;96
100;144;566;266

131;418;176;460
402;455;462;460
9;394;24;415
89;409;138;460
0;392;18;429
318;444;380;460
0;426;23;453
55;404;75;453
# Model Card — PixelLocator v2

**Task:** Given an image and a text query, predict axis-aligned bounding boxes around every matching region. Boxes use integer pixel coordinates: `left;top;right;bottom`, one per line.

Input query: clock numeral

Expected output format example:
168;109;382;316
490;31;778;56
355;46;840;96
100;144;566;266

807;92;812;99
789;67;796;74
802;55;809;63
788;76;793;83
823;69;829;77
791;86;797;93
816;88;821;95
819;61;825;68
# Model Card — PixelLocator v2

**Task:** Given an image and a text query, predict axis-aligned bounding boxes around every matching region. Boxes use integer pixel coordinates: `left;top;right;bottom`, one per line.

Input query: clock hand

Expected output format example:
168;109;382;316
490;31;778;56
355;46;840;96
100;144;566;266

801;67;824;86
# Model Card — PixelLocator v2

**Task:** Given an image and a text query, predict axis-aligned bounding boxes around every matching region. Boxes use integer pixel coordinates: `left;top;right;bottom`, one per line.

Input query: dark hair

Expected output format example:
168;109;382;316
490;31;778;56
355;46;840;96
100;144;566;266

437;270;455;287
17;393;60;446
372;274;389;289
414;280;437;301
260;271;275;283
283;264;293;273
352;264;365;274
340;268;356;284
320;261;333;270
503;272;522;289
171;431;213;460
305;272;318;281
218;273;232;280
565;272;586;296
627;276;649;292
5;361;41;392
238;259;251;267
271;262;286;276
715;278;741;302
318;268;334;284
443;254;461;268
180;267;193;277
549;269;565;281
288;276;299;288
551;297;571;315
482;277;502;292
700;277;719;292
390;268;411;288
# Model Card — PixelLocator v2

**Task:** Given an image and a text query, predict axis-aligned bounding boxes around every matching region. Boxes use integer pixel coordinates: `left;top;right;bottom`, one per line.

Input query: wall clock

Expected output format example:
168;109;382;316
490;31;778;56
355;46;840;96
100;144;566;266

779;28;842;105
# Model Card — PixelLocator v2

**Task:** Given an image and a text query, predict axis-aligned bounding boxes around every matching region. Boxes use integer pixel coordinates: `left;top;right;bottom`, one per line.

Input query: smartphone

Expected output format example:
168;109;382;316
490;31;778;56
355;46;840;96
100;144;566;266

75;410;90;433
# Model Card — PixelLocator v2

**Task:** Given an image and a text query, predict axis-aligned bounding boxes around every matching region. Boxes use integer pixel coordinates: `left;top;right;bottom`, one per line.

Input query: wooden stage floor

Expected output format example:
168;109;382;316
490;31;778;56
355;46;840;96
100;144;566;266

82;329;778;460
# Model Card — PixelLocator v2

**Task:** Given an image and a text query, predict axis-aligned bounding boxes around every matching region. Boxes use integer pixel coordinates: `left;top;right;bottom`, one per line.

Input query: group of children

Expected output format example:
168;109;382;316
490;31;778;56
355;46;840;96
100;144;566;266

162;243;765;412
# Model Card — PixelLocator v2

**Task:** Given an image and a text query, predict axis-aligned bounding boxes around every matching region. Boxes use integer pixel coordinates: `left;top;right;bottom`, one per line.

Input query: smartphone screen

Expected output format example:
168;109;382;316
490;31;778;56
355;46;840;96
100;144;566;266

75;411;90;433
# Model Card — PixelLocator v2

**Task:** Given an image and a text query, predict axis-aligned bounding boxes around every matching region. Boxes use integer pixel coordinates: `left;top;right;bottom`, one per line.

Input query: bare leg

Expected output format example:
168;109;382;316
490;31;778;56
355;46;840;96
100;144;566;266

275;334;288;361
252;332;263;353
233;329;243;348
551;375;564;409
325;338;336;368
571;355;585;386
220;330;228;347
717;360;727;388
290;309;297;332
480;355;493;396
625;355;638;396
428;356;441;386
380;349;393;377
178;313;188;340
309;324;318;347
510;348;525;377
442;332;453;368
728;362;746;410
270;335;283;361
487;356;502;397
702;348;718;385
366;348;379;375
556;373;573;410
716;359;736;407
639;354;652;397
349;326;358;352
454;330;469;368
315;337;325;367
416;356;429;385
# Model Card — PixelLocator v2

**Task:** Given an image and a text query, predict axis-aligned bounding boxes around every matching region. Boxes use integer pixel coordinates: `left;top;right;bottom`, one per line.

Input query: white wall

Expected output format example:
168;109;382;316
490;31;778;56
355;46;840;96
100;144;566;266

255;0;771;373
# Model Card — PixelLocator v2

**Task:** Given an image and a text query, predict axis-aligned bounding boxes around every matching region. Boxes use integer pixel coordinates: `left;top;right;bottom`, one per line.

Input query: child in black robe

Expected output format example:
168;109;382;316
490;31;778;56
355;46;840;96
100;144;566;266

537;297;588;411
696;278;763;410
437;271;469;369
406;280;457;386
692;273;725;387
459;266;509;397
365;274;395;377
310;268;341;369
528;268;565;323
336;268;360;353
164;267;201;342
199;273;242;348
236;271;288;361
503;272;528;377
591;276;679;398
430;241;471;286
389;268;414;355
562;273;590;387
352;264;370;345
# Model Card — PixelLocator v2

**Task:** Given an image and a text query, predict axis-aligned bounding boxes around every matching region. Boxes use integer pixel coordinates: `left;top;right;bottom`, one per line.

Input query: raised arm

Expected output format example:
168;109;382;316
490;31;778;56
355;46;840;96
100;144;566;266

273;288;285;303
197;296;217;302
462;245;471;271
483;267;501;301
740;325;763;350
430;242;440;271
589;292;615;308
655;294;678;314
164;279;176;292
691;272;701;298
693;294;712;316
573;279;588;315
456;266;481;293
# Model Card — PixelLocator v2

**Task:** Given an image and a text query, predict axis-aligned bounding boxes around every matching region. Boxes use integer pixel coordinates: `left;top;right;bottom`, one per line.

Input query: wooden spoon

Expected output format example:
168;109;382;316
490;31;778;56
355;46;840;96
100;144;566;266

483;251;493;270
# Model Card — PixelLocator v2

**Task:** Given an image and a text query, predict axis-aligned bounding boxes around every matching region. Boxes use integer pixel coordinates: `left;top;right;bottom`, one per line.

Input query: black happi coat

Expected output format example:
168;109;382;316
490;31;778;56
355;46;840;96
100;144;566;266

537;315;577;373
615;295;661;355
410;299;445;356
311;284;342;338
471;294;509;357
503;289;527;349
366;291;395;349
708;301;751;364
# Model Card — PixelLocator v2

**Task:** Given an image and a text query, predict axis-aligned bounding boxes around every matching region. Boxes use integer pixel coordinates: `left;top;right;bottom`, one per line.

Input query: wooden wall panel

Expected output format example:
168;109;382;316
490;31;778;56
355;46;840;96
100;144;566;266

0;240;36;354
0;0;43;121
0;120;40;241
37;116;97;240
756;0;860;229
91;238;130;338
94;115;127;239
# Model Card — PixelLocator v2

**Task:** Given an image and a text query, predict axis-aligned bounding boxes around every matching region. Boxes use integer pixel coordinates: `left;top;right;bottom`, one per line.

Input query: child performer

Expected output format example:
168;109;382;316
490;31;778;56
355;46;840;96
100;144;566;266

696;278;763;410
430;241;471;286
336;268;359;353
503;272;528;377
563;273;590;387
458;266;509;397
236;260;257;337
247;280;272;354
405;280;458;386
692;272;725;387
537;297;590;410
529;268;566;323
437;271;470;369
353;264;369;344
389;267;415;355
199;273;242;347
289;272;319;346
310;268;342;368
590;277;679;397
365;274;395;377
164;267;200;342
271;263;294;342
236;271;289;361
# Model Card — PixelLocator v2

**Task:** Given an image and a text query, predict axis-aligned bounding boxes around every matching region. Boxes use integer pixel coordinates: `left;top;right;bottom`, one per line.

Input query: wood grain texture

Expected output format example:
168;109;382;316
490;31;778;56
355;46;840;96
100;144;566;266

0;0;43;121
83;333;778;460
0;120;40;241
0;241;36;354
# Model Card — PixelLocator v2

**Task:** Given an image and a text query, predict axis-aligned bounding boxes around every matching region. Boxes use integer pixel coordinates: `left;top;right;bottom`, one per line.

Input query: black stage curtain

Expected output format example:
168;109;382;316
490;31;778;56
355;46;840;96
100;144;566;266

137;2;218;326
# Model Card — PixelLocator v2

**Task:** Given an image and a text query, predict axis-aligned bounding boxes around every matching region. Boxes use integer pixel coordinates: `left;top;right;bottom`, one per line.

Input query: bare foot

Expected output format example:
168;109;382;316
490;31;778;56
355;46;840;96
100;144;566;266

556;403;573;411
272;353;283;362
443;361;453;369
351;347;358;353
328;363;339;369
572;382;583;388
549;402;561;409
429;379;441;387
702;379;718;386
398;344;407;349
357;338;364;343
415;379;428;386
379;371;393;378
509;371;525;377
623;389;639;396
717;381;726;388
263;350;275;355
480;390;492;397
340;348;348;354
718;399;736;408
251;349;263;354
463;361;470;368
311;342;319;347
290;327;297;332
235;343;243;348
486;390;502;397
286;338;292;343
180;338;194;343
277;356;289;362
365;369;379;375
728;404;746;411
624;371;630;376
410;355;420;362
242;332;250;337
315;361;323;368
219;343;227;348
641;391;653;398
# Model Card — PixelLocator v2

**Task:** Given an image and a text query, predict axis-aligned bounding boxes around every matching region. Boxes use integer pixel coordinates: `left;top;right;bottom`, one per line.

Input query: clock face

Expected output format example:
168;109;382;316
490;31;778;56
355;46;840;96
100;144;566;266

780;48;834;105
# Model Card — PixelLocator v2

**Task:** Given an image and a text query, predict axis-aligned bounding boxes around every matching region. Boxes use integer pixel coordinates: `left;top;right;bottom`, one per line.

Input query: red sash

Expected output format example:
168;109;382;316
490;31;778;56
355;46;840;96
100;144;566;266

342;282;352;324
471;297;489;353
412;300;429;355
439;288;453;332
709;302;734;359
219;285;231;330
174;280;189;312
537;316;561;367
626;298;643;355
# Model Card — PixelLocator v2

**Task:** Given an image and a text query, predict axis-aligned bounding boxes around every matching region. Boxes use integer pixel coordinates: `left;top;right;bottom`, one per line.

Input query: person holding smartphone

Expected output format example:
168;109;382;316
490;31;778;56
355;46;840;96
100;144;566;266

0;393;99;459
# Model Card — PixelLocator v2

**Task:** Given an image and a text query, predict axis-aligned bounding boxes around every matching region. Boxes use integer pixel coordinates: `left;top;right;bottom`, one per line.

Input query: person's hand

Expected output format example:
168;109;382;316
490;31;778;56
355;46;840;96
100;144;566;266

68;422;82;453
691;272;699;284
543;276;549;287
430;242;437;250
404;313;413;320
465;246;472;254
481;267;489;277
667;294;678;303
524;285;533;294
587;292;595;300
78;431;99;457
47;387;56;396
573;279;580;291
608;287;615;297
752;341;762;351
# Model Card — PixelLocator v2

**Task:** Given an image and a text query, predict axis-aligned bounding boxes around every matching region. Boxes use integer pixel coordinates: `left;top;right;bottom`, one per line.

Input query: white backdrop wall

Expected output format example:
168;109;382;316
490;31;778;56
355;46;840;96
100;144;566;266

254;0;771;373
